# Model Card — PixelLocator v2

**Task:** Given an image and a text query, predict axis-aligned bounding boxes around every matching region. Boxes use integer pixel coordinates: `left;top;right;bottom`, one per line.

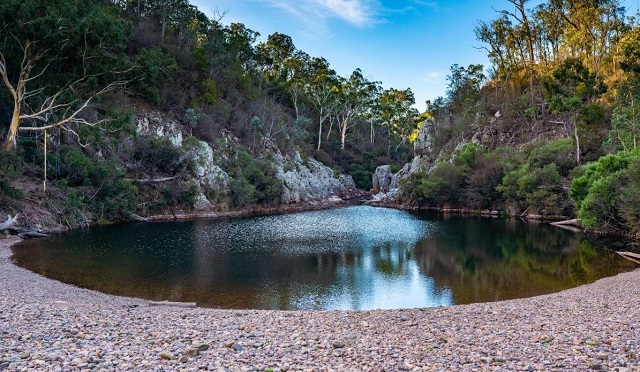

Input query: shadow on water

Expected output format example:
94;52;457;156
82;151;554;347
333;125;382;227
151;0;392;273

11;206;637;310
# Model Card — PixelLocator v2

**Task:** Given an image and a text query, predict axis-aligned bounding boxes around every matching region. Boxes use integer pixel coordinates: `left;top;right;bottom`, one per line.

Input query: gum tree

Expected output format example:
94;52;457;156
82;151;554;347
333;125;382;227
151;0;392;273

0;0;129;151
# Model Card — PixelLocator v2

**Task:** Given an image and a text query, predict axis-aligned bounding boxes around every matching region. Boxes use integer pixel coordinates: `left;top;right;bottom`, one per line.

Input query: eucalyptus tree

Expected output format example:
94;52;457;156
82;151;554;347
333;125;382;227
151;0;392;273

333;69;380;150
257;32;297;82
305;57;339;151
606;26;640;151
282;51;312;120
373;88;419;154
553;0;627;76
543;58;607;164
0;0;130;151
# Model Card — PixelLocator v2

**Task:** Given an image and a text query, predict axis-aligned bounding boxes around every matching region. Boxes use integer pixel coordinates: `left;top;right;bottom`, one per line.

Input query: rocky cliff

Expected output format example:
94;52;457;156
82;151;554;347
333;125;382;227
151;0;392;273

274;152;356;205
136;109;357;215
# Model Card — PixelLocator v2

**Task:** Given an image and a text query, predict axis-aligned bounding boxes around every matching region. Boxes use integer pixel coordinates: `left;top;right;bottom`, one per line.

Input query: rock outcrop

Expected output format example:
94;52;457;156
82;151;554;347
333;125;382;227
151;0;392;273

186;140;230;211
274;152;356;205
134;107;357;212
371;120;436;203
136;111;184;147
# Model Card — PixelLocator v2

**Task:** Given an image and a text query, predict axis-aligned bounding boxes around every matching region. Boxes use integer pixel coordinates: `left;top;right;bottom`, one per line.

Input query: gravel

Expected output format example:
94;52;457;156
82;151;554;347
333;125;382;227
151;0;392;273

1;236;639;371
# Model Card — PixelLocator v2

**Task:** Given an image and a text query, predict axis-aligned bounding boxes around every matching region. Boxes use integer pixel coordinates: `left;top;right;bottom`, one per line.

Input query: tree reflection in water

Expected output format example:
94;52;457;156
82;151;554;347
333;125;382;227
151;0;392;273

12;207;636;310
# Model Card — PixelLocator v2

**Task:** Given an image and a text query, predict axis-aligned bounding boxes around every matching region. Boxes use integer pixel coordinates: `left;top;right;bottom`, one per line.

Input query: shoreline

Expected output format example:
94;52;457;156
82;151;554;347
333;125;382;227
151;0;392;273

143;192;368;222
2;237;640;370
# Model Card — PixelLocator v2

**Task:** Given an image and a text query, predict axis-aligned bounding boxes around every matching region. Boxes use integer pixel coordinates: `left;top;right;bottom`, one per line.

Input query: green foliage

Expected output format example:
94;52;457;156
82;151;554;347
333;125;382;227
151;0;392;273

570;151;640;234
198;79;222;106
226;151;283;208
134;47;178;105
526;139;576;177
401;162;462;207
570;151;634;210
349;163;373;190
401;145;505;210
0;149;24;202
61;151;138;221
621;160;640;237
498;163;567;215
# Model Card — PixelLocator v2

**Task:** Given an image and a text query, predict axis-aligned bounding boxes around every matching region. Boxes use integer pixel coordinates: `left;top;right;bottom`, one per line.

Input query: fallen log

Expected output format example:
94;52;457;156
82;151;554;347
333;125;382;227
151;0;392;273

148;300;197;308
552;224;583;233
129;213;149;222
551;218;582;228
617;251;640;265
16;229;49;238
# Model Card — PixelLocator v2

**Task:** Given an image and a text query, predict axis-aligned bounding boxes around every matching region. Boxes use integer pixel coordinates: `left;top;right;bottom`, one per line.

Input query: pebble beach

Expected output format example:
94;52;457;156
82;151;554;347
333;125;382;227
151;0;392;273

1;236;639;371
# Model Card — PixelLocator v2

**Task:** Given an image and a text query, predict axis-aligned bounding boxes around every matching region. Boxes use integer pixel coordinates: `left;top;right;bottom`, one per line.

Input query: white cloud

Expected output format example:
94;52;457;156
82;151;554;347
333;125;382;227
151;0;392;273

264;0;381;29
313;0;379;27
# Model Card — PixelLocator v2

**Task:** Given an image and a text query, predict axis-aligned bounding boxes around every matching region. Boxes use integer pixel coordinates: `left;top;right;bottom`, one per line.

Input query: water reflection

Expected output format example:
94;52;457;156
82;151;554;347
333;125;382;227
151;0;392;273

12;206;635;310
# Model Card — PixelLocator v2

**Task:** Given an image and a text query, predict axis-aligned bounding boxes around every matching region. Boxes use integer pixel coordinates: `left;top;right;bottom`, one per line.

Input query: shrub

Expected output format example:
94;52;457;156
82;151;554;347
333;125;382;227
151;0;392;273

527;139;577;177
133;136;191;176
226;150;283;207
0;149;23;201
349;163;373;190
60;151;138;221
570;150;640;234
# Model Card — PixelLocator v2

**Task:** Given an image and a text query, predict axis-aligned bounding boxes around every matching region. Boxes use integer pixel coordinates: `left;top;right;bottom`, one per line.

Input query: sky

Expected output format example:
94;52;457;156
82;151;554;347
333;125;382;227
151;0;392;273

190;0;640;112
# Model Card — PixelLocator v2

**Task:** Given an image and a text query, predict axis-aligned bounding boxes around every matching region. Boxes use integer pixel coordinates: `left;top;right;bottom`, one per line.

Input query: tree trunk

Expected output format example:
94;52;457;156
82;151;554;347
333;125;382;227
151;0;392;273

340;125;347;150
316;116;323;151
574;122;581;164
370;122;375;144
3;103;20;151
161;2;167;43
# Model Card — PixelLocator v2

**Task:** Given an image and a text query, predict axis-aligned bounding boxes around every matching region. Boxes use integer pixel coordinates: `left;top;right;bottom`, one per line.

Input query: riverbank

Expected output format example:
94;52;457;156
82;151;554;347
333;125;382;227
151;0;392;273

1;237;640;370
144;192;369;222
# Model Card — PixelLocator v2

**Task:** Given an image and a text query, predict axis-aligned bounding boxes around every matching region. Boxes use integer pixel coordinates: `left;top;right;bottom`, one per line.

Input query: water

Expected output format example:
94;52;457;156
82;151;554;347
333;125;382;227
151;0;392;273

11;206;636;310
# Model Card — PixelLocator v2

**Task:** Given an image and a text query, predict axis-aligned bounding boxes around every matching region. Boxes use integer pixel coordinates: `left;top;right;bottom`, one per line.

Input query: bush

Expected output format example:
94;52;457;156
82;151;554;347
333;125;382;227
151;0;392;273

570;150;640;234
133;136;191;176
526;139;577;177
61;151;139;221
349;163;373;190
400;162;462;207
0;149;23;201
465;152;504;210
498;162;571;216
226;151;283;208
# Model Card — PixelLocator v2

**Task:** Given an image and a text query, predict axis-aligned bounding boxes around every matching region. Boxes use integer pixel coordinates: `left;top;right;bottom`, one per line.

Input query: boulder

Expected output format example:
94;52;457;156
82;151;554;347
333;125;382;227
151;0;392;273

372;165;393;194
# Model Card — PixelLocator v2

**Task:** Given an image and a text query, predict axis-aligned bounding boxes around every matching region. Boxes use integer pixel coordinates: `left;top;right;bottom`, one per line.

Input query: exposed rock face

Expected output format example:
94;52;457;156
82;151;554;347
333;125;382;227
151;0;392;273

136;111;184;147
372;165;393;194
134;109;356;210
275;152;356;204
413;119;436;157
188;140;229;193
371;119;436;203
186;140;230;211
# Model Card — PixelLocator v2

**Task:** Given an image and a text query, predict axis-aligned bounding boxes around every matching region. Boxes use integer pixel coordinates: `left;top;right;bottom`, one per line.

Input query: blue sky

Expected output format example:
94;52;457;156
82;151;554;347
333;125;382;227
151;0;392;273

191;0;640;112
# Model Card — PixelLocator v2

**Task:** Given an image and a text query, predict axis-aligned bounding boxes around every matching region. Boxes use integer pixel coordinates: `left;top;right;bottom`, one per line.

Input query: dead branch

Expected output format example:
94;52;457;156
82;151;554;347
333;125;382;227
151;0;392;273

0;214;18;231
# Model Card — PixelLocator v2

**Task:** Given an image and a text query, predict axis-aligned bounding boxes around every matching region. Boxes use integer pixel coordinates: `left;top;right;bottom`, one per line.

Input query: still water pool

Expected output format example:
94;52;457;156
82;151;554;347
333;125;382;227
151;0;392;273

12;206;635;310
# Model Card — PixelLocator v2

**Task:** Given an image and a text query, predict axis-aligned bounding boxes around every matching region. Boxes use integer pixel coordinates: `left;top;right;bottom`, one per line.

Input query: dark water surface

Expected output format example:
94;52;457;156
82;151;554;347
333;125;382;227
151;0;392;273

12;206;636;310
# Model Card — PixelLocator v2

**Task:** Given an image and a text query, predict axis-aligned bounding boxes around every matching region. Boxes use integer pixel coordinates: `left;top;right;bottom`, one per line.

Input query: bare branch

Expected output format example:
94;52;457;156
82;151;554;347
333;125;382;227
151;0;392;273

0;53;17;100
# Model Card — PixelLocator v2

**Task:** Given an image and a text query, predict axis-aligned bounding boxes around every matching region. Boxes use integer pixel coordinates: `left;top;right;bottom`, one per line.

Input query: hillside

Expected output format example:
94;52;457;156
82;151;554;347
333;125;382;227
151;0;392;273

370;0;640;240
1;0;640;239
0;0;411;231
